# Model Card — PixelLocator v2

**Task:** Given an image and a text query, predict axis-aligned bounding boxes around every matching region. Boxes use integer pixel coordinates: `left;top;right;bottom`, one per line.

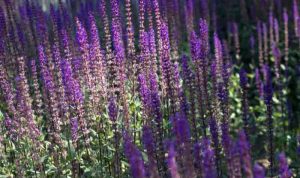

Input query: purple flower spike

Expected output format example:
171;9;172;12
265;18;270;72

255;68;264;98
202;138;217;178
142;126;159;178
124;132;146;178
190;31;200;62
263;65;274;176
76;17;92;89
199;18;209;59
70;117;78;144
214;33;223;80
278;153;292;178
294;0;299;37
108;96;118;122
272;44;281;79
253;163;265;178
167;141;180;178
238;130;253;178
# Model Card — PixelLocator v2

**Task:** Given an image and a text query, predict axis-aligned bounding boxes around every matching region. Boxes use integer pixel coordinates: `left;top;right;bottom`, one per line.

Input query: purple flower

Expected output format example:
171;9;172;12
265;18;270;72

283;8;289;66
199;19;209;59
200;0;209;21
61;59;89;146
202;138;217;178
238;130;253;178
171;112;196;177
108;96;118;122
167;141;180;178
272;43;281;79
274;18;279;44
30;60;43;116
263;23;268;64
76;17;92;89
278;153;292;178
253;163;265;178
171;112;191;146
142;126;159;178
0;62;17;117
4;113;18;141
214;33;223;80
88;12;107;98
138;74;151;118
0;7;6;37
148;29;158;73
263;65;274;176
125;0;135;55
293;0;299;37
124;132;146;178
38;44;62;144
208;116;220;163
257;21;264;68
99;0;112;54
61;59;84;108
190;31;200;62
138;0;146;37
269;11;274;45
15;58;41;141
194;142;202;174
149;73;162;124
255;68;264;98
70;117;78;144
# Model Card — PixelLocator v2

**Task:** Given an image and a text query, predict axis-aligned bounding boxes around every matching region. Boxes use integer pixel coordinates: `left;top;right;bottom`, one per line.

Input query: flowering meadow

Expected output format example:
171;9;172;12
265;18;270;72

0;0;300;177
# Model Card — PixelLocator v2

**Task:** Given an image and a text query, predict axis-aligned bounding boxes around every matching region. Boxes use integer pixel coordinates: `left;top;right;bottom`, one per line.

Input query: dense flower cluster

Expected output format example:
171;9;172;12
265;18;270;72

0;0;299;177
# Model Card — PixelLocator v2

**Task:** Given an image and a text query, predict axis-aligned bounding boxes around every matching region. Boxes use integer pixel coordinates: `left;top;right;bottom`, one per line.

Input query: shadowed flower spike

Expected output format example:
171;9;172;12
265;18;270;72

0;7;6;36
125;0;135;55
200;0;209;22
167;141;180;178
76;17;92;88
263;65;274;176
199;19;209;59
39;44;63;145
124;132;146;178
0;62;17;118
61;59;89;147
202;138;217;178
255;68;264;98
272;43;281;79
253;163;265;178
149;73;162;124
263;23;268;64
108;96;118;122
4;113;18;141
88;12;107;100
0;1;299;177
174;113;191;144
274;18;279;44
30;60;43;116
283;8;289;65
269;11;274;45
238;130;253;178
70;117;78;144
214;33;223;81
239;68;248;92
142;126;159;178
190;31;200;62
278;153;292;178
257;21;264;68
294;0;299;37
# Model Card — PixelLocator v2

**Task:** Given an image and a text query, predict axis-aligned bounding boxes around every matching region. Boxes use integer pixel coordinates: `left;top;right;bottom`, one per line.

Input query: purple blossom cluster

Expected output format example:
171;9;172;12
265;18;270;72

0;0;298;177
